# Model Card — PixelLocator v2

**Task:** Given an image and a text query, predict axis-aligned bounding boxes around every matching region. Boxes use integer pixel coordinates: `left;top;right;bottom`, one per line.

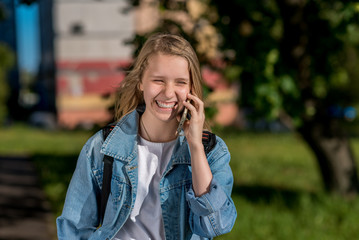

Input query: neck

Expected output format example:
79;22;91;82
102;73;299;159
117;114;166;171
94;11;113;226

139;115;178;143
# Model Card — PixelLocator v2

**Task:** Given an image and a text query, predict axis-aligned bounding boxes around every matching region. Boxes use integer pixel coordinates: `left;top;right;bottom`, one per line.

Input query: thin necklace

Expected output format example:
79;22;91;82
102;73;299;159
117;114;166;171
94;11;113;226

140;117;152;142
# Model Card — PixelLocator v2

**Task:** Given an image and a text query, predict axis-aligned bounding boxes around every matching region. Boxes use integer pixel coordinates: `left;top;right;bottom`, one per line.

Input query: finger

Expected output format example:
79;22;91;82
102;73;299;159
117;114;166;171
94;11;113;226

186;94;201;107
186;93;200;102
183;99;197;115
183;100;205;126
186;93;204;114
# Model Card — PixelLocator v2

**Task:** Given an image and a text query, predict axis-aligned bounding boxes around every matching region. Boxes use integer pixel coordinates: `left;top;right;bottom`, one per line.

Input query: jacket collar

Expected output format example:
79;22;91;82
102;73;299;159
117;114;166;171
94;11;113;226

100;109;191;165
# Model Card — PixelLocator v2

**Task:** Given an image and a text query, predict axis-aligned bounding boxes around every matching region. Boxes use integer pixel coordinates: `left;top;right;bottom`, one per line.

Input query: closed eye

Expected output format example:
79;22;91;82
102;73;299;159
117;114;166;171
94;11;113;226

153;79;164;83
176;79;190;85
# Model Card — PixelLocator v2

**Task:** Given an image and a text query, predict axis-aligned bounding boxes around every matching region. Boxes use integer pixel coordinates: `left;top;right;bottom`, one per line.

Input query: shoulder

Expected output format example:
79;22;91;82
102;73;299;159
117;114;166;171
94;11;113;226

84;130;104;151
214;135;229;152
79;130;105;168
206;134;230;165
203;131;229;154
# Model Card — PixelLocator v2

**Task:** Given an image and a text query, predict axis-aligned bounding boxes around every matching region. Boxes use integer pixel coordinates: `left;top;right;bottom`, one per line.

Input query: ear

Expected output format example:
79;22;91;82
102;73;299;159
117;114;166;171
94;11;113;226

138;82;144;91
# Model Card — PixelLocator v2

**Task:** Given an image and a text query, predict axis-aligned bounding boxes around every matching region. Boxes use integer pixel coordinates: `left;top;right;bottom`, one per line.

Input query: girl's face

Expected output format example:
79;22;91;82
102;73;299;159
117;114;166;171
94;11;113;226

140;53;191;125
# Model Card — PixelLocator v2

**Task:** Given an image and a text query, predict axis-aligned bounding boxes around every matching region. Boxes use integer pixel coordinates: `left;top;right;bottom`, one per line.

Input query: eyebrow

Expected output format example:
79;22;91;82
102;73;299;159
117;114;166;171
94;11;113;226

149;75;165;79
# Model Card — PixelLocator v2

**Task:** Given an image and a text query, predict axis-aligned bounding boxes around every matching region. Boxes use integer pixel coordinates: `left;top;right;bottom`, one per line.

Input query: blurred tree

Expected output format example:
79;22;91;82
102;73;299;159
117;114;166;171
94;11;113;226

211;0;359;196
129;0;359;196
0;5;15;125
0;44;14;125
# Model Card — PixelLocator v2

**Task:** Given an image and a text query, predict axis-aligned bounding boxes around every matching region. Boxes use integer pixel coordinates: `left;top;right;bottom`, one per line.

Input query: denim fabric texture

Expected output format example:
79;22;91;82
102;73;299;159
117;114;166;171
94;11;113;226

56;110;237;240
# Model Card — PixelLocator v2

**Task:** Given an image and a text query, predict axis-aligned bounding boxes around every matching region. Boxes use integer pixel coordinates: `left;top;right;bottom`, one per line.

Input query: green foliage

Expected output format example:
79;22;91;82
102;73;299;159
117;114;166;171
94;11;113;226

210;0;359;126
0;43;15;125
223;65;242;82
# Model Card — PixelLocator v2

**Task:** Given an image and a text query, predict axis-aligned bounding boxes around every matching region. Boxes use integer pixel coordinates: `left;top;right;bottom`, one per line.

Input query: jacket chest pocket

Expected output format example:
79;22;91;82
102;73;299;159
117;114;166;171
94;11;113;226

160;164;192;199
165;164;192;186
110;175;131;209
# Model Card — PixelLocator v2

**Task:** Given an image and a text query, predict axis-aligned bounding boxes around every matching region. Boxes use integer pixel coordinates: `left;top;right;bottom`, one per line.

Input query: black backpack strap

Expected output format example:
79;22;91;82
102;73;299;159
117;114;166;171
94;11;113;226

202;131;217;154
99;124;115;226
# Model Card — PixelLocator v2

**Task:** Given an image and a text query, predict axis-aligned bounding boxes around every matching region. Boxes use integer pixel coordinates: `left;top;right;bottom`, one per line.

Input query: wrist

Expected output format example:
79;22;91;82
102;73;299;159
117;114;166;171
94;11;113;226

188;141;204;153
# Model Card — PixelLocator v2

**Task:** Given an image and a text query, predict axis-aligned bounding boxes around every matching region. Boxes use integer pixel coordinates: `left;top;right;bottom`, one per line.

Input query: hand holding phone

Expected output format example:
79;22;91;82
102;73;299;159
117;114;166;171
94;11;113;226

176;99;191;135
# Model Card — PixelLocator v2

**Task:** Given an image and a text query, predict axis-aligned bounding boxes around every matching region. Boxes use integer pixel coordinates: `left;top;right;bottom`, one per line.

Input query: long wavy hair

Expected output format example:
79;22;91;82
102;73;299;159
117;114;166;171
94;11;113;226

115;33;209;129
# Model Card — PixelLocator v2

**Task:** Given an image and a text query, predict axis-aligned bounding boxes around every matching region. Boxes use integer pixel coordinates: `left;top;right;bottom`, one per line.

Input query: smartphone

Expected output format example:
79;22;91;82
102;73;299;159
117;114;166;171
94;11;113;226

176;99;191;135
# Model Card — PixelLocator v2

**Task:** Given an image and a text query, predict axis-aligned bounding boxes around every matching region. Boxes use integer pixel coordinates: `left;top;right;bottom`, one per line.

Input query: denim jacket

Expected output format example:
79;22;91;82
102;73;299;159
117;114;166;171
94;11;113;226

56;110;237;240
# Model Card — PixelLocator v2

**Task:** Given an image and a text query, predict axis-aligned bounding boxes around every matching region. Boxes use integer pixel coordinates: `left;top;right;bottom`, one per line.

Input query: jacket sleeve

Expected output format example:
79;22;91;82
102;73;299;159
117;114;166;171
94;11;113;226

186;136;237;238
56;135;102;240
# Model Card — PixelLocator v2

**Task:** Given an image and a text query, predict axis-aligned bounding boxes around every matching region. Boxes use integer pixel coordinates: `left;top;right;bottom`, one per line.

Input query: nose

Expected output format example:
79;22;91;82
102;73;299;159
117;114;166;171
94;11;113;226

163;83;176;98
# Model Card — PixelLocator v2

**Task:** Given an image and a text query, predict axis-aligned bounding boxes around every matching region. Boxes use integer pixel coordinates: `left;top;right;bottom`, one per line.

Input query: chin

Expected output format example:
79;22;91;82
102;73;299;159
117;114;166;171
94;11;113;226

156;113;177;123
153;110;179;123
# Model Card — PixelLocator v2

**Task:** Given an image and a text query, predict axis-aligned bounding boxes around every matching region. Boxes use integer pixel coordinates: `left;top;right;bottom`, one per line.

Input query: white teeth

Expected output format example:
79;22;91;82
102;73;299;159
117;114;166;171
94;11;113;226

156;101;176;108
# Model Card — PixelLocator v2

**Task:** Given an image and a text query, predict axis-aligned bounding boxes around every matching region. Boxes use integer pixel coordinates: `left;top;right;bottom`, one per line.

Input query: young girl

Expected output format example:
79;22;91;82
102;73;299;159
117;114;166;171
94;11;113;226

57;33;237;240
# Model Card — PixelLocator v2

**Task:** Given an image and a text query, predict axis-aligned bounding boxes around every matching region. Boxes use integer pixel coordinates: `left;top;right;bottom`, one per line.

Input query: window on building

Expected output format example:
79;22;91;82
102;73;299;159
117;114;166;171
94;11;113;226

70;22;84;35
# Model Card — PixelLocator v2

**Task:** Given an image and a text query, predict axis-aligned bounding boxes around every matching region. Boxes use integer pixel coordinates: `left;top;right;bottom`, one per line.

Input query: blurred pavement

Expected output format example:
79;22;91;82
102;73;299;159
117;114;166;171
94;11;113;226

0;156;56;240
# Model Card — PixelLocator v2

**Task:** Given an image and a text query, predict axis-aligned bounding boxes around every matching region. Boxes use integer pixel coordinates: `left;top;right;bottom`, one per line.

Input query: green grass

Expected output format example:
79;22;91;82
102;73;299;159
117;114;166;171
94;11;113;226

1;124;359;239
216;130;359;240
222;131;322;192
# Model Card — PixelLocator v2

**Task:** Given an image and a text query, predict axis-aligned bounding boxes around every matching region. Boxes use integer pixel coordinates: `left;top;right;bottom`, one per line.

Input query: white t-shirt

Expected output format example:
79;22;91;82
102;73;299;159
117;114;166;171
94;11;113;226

114;136;176;240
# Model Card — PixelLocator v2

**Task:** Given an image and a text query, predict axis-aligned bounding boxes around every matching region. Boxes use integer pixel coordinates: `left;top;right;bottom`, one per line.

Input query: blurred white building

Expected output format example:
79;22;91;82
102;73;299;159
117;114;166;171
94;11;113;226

53;0;135;128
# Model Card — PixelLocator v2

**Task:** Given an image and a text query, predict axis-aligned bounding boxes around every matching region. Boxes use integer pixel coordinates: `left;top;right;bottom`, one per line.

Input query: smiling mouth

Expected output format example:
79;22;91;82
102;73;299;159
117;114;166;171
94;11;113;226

156;100;177;109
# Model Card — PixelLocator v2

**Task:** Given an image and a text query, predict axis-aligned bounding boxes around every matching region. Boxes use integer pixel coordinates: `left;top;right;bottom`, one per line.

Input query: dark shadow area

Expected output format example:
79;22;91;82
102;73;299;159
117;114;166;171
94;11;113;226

232;183;319;209
31;153;78;184
30;153;79;216
0;155;55;240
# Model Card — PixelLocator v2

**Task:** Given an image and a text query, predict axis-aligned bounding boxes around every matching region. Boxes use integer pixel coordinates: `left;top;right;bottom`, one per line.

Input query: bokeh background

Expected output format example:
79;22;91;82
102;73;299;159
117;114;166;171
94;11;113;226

1;0;359;239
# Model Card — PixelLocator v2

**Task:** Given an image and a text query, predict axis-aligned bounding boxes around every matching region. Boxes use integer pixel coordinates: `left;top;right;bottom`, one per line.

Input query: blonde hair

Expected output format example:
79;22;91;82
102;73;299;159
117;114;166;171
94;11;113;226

115;33;209;129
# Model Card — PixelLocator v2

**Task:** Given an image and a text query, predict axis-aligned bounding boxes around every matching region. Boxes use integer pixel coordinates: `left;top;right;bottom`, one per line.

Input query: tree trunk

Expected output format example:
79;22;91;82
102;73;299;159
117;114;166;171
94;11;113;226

298;119;359;196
